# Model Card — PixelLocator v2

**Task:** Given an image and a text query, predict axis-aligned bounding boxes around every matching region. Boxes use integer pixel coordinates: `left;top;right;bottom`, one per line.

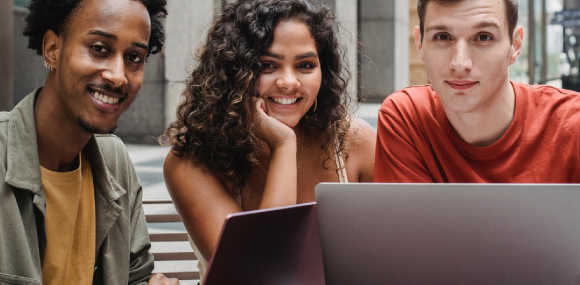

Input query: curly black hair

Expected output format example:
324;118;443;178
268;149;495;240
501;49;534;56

23;0;167;57
160;0;352;187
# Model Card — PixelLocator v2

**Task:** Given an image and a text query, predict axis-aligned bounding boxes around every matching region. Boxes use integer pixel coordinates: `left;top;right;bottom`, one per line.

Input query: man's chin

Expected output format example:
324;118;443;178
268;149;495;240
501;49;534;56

78;117;117;134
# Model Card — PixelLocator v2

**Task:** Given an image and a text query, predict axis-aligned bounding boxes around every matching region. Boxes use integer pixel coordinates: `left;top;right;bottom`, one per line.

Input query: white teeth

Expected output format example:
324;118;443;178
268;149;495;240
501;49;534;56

273;97;298;105
92;91;119;104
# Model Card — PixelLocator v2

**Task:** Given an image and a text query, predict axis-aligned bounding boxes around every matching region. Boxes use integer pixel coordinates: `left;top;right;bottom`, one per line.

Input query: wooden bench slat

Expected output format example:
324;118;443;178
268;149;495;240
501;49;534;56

159;271;200;280
153;252;197;261
149;233;190;242
146;214;182;223
145;200;197;281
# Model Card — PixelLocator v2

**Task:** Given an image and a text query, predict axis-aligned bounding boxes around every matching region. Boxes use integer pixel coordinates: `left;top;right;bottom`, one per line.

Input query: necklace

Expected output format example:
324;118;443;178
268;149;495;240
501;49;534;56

258;129;304;174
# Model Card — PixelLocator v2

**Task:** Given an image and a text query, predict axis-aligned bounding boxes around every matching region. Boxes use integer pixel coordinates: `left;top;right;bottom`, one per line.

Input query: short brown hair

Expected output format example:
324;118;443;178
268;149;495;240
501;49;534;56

417;0;519;42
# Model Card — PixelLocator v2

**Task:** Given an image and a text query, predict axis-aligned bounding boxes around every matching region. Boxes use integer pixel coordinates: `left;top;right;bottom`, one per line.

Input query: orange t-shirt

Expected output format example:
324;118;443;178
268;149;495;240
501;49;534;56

41;152;96;285
375;81;580;183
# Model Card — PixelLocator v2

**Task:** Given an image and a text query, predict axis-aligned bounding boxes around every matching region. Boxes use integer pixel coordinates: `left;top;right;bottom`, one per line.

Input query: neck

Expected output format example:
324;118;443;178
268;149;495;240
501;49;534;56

445;80;515;147
35;81;92;172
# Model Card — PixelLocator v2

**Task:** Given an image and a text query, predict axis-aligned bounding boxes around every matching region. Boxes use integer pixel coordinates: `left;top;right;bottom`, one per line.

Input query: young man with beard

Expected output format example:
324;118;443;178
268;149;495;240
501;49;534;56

375;0;580;183
0;0;179;284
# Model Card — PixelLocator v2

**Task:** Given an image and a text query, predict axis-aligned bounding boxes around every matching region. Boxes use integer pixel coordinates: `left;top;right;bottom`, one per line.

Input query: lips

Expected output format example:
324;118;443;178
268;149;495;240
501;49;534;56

268;97;302;106
446;80;477;90
88;87;125;113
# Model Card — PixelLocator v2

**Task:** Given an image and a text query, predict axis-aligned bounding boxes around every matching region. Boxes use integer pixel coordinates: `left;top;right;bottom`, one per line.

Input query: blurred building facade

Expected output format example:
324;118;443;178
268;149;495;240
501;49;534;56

0;0;577;143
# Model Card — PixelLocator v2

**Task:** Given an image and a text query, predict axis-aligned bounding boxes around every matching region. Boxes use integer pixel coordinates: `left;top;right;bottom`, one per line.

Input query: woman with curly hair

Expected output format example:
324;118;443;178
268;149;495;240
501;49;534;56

161;0;375;280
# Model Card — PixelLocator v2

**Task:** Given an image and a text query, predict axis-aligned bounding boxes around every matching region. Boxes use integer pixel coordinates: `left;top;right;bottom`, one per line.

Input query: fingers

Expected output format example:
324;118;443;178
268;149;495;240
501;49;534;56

256;97;268;115
147;273;181;285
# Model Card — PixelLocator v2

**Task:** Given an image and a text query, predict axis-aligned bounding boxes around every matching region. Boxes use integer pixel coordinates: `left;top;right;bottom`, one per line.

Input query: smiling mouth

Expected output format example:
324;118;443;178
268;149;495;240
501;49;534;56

269;97;302;105
89;88;122;105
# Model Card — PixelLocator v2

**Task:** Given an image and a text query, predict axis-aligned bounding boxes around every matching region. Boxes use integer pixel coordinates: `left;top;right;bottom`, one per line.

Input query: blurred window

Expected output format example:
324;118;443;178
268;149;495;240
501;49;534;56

14;0;30;8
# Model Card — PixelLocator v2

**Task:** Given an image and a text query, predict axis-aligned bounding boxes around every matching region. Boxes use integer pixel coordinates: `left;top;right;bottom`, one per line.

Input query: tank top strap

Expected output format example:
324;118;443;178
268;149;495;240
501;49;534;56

334;140;349;183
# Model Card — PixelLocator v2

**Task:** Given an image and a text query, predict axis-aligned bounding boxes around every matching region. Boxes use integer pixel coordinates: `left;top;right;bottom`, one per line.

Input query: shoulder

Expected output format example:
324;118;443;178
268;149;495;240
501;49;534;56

345;116;376;159
515;81;580;102
515;82;580;119
346;116;375;145
164;151;225;193
379;85;437;119
94;134;131;162
93;134;135;181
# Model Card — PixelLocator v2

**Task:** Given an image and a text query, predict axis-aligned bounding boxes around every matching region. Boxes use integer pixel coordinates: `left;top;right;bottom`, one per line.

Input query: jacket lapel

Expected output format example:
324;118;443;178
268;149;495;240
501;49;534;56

4;88;47;267
85;137;126;259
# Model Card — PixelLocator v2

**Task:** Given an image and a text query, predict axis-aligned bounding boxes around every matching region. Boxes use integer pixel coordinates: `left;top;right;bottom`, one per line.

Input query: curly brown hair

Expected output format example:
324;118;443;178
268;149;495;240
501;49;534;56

160;0;352;186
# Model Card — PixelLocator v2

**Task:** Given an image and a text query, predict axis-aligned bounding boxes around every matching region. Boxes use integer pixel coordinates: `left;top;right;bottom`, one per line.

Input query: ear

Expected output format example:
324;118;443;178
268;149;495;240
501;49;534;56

509;26;524;65
414;26;425;64
42;30;60;71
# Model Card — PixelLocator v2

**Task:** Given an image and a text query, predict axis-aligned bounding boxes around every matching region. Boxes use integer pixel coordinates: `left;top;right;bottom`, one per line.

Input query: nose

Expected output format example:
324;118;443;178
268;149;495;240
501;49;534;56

450;40;473;74
102;54;128;88
275;68;300;92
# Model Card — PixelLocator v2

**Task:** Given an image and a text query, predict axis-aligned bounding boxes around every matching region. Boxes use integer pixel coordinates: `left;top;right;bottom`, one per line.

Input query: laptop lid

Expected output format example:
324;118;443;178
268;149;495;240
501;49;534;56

315;183;580;285
203;202;325;285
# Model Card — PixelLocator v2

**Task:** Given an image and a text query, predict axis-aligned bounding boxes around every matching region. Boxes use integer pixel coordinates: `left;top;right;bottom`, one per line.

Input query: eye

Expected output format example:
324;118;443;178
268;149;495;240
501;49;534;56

91;45;108;53
127;54;143;63
298;62;314;69
434;33;451;41
260;62;276;71
476;34;492;42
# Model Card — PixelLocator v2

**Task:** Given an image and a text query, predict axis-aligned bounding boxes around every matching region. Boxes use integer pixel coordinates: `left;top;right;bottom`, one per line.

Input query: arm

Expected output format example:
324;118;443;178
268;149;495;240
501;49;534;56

374;98;434;182
254;98;298;209
164;154;243;262
165;99;298;261
345;117;376;182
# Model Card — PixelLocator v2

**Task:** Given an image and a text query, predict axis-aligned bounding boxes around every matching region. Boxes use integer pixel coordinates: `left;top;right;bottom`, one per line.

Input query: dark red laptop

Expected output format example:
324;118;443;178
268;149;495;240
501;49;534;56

203;202;325;285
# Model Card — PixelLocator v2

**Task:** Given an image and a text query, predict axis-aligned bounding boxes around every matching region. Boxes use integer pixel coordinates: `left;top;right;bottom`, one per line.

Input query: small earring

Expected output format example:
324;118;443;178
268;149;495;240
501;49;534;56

44;61;55;72
312;98;317;113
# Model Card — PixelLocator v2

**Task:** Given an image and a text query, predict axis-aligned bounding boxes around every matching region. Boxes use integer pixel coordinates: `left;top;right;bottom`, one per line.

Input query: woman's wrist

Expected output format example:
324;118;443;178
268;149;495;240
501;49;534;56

267;134;297;151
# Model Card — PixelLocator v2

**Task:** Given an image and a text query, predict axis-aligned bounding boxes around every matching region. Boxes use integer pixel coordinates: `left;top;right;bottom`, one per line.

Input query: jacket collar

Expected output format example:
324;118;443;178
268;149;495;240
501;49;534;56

5;88;43;194
5;88;126;202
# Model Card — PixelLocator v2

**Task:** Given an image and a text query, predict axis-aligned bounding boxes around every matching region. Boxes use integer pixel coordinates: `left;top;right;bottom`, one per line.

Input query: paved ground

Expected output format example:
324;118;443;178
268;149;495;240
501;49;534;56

128;103;381;283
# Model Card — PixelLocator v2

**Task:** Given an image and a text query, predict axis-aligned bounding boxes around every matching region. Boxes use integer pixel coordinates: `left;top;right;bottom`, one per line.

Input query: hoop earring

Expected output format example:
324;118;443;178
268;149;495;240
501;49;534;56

44;61;55;72
312;98;317;113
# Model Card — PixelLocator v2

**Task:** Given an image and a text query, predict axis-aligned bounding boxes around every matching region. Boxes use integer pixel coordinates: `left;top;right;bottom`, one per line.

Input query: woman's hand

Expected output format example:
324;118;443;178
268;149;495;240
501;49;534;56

255;98;297;149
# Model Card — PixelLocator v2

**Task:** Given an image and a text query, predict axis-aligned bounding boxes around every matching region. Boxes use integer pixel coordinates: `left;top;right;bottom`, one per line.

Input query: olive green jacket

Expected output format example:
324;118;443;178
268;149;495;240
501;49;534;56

0;89;154;285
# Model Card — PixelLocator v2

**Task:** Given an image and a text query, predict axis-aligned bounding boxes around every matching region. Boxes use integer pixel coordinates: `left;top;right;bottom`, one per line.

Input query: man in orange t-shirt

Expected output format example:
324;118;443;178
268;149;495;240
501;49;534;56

375;0;580;183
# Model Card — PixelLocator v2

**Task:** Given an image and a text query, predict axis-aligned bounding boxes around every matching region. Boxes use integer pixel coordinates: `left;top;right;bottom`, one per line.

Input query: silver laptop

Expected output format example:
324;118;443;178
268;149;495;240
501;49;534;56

203;202;325;285
315;183;580;285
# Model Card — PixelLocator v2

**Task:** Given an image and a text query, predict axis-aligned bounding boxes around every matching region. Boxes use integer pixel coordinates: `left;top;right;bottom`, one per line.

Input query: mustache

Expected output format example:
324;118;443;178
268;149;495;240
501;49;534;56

87;83;127;97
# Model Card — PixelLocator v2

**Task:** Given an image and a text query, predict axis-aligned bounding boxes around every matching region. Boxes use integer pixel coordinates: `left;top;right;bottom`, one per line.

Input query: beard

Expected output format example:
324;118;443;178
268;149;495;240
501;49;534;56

78;116;117;134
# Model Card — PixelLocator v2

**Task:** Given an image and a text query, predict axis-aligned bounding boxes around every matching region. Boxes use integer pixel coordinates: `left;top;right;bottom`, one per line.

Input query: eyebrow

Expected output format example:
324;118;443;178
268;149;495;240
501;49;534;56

261;51;318;60
473;20;501;30
88;29;149;51
425;20;501;34
262;51;283;60
295;52;318;60
424;25;449;33
88;30;116;40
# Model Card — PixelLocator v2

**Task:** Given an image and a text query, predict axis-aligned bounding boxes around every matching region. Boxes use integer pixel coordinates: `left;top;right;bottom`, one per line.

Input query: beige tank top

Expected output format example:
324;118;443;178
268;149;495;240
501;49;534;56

189;146;348;282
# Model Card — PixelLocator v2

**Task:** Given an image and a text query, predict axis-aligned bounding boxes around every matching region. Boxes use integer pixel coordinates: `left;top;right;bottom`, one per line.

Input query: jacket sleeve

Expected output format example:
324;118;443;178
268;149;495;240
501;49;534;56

374;95;434;183
128;183;155;285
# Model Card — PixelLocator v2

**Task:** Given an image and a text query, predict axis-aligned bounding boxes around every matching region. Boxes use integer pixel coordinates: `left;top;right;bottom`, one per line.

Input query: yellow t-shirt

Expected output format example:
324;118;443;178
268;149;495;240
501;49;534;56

40;151;96;285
